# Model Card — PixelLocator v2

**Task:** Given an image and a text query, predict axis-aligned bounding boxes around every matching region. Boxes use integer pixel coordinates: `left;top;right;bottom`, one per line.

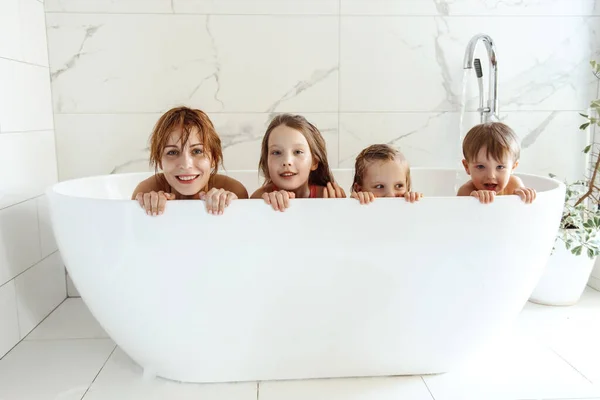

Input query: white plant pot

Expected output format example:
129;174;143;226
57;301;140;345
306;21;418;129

529;240;597;306
588;256;600;291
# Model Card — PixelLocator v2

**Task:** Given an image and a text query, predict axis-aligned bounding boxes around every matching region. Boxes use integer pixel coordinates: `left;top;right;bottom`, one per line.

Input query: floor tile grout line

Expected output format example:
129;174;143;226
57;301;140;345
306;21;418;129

420;376;436;400
0;297;66;361
80;344;117;400
20;297;67;341
25;337;111;342
549;347;594;384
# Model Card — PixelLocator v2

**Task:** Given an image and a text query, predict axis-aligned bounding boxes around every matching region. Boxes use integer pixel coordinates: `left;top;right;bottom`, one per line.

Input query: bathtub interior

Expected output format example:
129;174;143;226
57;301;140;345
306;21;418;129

50;168;561;200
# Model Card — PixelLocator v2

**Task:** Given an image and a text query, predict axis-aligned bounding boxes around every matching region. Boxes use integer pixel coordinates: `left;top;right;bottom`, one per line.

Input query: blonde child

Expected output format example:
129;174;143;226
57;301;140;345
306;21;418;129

132;106;248;216
350;144;423;204
457;122;536;204
251;114;345;211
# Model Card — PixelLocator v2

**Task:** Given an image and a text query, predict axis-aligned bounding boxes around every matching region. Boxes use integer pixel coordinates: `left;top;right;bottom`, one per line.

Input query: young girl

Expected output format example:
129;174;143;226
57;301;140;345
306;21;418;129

351;144;423;204
251;114;345;211
132;106;248;216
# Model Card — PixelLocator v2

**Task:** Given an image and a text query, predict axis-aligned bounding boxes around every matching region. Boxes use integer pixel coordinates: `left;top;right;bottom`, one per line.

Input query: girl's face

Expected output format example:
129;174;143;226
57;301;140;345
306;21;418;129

355;159;408;198
160;127;213;196
267;124;318;191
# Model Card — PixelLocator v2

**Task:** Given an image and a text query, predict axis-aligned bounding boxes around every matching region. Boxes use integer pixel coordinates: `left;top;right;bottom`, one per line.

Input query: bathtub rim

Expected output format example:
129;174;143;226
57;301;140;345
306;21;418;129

46;167;565;201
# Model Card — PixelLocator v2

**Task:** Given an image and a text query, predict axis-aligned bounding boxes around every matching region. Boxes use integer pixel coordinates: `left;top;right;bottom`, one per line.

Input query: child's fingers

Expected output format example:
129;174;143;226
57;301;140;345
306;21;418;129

262;192;272;205
288;191;296;199
323;185;329;198
368;192;375;203
359;192;366;204
272;192;281;211
350;191;358;200
276;192;286;211
333;182;344;198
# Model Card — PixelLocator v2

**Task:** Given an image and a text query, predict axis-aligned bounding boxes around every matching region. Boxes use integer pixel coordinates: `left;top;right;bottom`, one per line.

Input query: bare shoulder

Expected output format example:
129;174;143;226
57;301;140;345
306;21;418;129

211;174;249;199
131;174;166;200
250;183;275;199
505;175;525;194
457;180;475;196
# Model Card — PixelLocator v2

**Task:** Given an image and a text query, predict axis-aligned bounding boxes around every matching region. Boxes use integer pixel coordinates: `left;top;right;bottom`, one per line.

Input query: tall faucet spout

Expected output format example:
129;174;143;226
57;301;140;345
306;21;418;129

463;33;498;122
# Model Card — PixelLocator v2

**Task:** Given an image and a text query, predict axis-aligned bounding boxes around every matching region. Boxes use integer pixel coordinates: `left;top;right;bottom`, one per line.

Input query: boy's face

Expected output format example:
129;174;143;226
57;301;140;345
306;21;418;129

462;147;518;193
354;159;408;198
160;127;213;196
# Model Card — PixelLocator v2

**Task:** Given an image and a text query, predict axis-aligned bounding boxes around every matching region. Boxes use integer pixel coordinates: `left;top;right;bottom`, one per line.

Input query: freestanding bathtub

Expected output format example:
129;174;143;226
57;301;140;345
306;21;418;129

47;168;565;383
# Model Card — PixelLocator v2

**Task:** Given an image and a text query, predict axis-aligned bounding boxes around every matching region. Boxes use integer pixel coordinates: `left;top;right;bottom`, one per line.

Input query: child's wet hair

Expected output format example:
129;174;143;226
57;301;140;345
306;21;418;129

462;122;520;163
258;114;335;186
149;106;223;174
352;144;411;191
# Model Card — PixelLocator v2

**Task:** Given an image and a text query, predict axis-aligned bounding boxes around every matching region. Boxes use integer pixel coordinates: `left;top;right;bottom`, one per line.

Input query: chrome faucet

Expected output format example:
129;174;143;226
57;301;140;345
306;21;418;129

463;33;498;123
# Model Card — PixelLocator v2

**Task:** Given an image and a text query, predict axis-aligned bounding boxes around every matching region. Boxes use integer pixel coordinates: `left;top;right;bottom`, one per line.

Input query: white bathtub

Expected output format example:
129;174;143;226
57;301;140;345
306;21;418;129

47;168;565;383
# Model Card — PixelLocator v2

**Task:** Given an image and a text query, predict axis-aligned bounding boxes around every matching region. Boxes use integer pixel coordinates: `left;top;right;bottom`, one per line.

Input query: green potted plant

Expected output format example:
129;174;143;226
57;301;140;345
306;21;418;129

529;60;600;305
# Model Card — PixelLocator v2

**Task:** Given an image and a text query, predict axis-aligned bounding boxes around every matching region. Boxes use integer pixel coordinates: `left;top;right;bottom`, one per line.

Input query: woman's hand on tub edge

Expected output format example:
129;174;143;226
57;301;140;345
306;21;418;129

262;190;295;212
323;182;346;199
404;192;423;203
351;191;375;205
513;187;536;204
199;188;237;215
136;191;176;216
470;190;495;204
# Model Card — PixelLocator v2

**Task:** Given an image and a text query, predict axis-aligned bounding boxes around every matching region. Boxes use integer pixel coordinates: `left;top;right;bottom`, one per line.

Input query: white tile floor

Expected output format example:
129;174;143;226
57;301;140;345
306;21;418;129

1;288;600;400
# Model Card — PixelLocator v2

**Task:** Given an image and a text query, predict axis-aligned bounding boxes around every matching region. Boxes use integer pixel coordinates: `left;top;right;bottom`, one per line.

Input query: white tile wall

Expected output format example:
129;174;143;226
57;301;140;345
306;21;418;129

0;59;54;132
0;281;20;357
0;0;64;359
0;131;58;209
15;252;66;338
0;200;42;287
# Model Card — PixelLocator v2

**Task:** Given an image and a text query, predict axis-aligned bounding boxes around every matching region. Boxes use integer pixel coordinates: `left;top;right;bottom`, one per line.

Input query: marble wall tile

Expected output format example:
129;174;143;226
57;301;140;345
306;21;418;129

45;0;173;13
46;13;338;114
54;112;338;181
339;111;590;185
173;0;339;15
340;16;600;113
341;0;600;16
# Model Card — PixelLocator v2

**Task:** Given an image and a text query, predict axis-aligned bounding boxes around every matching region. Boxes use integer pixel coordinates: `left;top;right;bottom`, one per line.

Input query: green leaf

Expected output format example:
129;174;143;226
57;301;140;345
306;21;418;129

549;173;557;178
573;245;583;256
580;122;591;130
588;248;595;259
584;144;592;153
580;113;590;118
